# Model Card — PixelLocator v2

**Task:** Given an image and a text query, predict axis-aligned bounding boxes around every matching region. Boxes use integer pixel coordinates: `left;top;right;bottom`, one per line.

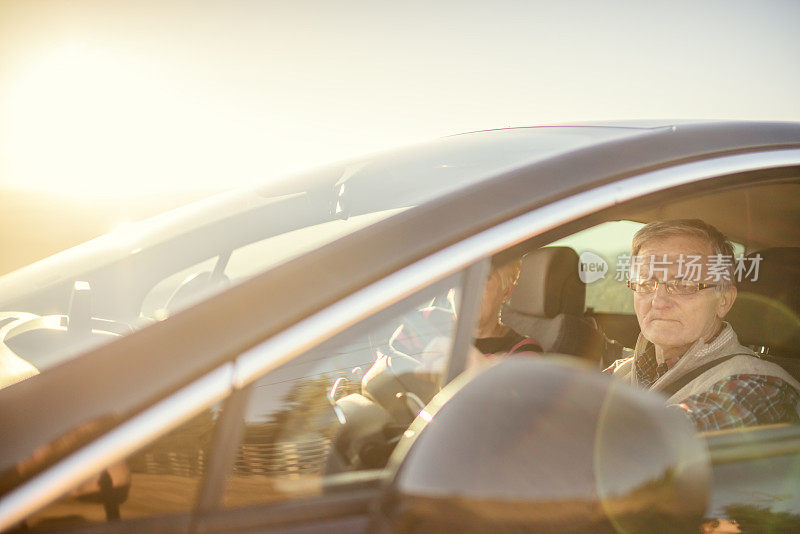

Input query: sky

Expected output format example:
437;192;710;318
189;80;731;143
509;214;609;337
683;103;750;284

1;0;799;197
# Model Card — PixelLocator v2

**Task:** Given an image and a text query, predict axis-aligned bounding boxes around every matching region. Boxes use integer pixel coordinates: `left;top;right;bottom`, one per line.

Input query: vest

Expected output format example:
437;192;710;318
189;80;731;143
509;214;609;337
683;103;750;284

611;323;800;405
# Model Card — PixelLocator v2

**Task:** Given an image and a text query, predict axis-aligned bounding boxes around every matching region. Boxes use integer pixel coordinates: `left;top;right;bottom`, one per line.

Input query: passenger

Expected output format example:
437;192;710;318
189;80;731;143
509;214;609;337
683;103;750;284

605;219;800;431
472;256;541;357
393;256;540;380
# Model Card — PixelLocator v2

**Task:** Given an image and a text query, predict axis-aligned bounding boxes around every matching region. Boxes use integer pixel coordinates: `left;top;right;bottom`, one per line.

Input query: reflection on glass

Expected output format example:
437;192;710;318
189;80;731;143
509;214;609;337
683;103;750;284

24;405;220;530
222;286;458;509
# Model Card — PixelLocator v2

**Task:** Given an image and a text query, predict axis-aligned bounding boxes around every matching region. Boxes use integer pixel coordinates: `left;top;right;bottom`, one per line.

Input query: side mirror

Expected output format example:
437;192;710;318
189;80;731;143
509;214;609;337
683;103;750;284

375;356;711;533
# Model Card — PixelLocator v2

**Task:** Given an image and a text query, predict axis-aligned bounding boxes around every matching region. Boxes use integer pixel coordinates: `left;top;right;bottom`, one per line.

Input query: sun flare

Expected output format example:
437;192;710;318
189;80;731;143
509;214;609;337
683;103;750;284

2;43;206;198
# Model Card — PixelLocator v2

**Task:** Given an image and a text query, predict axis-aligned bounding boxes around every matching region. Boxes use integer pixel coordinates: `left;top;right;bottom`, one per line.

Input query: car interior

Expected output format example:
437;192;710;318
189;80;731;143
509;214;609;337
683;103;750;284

317;172;800;482
579;177;800;380
500;246;606;361
500;240;800;379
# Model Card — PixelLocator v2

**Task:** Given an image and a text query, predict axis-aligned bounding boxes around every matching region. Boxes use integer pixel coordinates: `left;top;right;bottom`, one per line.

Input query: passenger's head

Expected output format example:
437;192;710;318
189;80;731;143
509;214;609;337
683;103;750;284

629;219;737;359
477;257;522;338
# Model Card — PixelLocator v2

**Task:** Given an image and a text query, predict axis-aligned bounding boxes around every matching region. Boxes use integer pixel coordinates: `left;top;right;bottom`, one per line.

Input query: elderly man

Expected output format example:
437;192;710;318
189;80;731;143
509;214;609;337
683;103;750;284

606;219;800;432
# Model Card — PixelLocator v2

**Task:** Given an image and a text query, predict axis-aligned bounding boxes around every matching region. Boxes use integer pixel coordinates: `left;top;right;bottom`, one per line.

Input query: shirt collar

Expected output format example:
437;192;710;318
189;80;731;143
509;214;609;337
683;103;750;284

634;322;736;385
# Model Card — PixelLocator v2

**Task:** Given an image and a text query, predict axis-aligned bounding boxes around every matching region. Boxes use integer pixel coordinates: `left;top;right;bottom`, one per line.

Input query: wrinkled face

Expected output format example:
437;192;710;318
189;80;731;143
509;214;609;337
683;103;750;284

632;235;736;356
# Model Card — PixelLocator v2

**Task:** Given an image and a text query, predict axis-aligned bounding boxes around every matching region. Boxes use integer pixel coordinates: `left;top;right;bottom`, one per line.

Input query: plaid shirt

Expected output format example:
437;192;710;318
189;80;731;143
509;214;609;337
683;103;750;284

604;349;800;432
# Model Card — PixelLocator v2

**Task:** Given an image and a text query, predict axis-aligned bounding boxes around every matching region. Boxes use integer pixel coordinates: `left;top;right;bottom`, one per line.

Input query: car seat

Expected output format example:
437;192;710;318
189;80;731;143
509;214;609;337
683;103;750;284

726;247;800;380
499;247;604;361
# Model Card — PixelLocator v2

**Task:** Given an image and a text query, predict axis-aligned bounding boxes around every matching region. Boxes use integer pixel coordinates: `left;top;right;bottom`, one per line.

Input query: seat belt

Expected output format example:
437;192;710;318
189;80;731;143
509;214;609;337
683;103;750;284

659;353;754;398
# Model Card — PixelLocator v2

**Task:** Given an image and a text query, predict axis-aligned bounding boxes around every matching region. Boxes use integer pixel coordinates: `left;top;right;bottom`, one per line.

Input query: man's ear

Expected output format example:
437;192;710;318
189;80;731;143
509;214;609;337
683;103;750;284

717;285;737;318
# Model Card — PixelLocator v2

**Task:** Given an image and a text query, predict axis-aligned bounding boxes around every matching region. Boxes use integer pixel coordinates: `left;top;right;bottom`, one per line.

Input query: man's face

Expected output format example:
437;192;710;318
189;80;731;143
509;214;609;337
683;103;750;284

632;235;736;357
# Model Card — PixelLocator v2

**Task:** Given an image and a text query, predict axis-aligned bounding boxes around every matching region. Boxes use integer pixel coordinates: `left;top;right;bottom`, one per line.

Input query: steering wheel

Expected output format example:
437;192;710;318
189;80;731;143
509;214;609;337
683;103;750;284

324;350;441;474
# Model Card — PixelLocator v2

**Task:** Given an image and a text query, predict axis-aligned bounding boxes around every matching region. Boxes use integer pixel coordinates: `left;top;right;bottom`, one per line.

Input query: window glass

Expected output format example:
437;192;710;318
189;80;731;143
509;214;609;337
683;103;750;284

221;278;461;509
139;256;219;320
548;221;644;314
224;208;406;283
531;178;800;437
26;403;222;530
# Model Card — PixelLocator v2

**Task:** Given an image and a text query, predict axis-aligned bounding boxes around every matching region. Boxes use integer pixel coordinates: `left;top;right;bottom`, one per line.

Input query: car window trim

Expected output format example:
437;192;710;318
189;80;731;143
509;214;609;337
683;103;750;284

704;424;800;464
444;257;490;384
196;487;379;533
36;512;193;534
194;386;251;515
3;149;799;533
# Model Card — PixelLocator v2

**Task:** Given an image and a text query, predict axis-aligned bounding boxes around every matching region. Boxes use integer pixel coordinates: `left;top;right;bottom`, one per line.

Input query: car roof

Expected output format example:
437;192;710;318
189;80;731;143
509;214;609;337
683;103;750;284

2;120;799;489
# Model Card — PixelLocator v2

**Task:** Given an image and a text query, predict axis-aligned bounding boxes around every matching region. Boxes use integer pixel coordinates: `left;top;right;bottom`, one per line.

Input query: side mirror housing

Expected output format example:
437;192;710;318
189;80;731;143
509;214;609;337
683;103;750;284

375;356;711;533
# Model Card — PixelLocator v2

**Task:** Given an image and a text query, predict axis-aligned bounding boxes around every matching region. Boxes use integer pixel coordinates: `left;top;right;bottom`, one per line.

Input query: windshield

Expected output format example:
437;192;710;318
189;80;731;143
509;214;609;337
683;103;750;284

0;126;649;384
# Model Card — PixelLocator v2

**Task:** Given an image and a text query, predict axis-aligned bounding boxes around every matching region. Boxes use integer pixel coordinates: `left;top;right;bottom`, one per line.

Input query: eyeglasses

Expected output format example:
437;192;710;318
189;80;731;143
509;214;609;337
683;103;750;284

626;279;719;295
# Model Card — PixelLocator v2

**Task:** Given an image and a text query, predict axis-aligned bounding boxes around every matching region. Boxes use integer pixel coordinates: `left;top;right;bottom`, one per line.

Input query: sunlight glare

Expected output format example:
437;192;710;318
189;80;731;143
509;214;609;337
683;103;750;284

2;43;208;197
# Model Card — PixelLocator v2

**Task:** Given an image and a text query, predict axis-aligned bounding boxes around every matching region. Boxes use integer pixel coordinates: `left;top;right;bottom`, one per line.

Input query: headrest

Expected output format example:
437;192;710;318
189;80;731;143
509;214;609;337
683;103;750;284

727;247;800;355
738;247;800;309
506;247;585;318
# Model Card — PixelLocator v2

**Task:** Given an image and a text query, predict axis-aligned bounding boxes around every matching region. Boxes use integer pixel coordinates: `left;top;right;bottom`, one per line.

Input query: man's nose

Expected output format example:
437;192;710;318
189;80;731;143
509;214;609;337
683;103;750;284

650;282;673;306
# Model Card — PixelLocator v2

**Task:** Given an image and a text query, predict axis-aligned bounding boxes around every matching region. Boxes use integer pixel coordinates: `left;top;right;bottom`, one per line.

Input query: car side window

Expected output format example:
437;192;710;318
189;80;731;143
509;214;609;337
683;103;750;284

547;221;643;314
25;402;222;531
220;276;462;510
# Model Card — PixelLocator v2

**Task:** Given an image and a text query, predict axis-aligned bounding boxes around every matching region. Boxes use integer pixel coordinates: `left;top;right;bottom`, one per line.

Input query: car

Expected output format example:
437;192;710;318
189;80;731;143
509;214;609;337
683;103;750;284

0;120;799;533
